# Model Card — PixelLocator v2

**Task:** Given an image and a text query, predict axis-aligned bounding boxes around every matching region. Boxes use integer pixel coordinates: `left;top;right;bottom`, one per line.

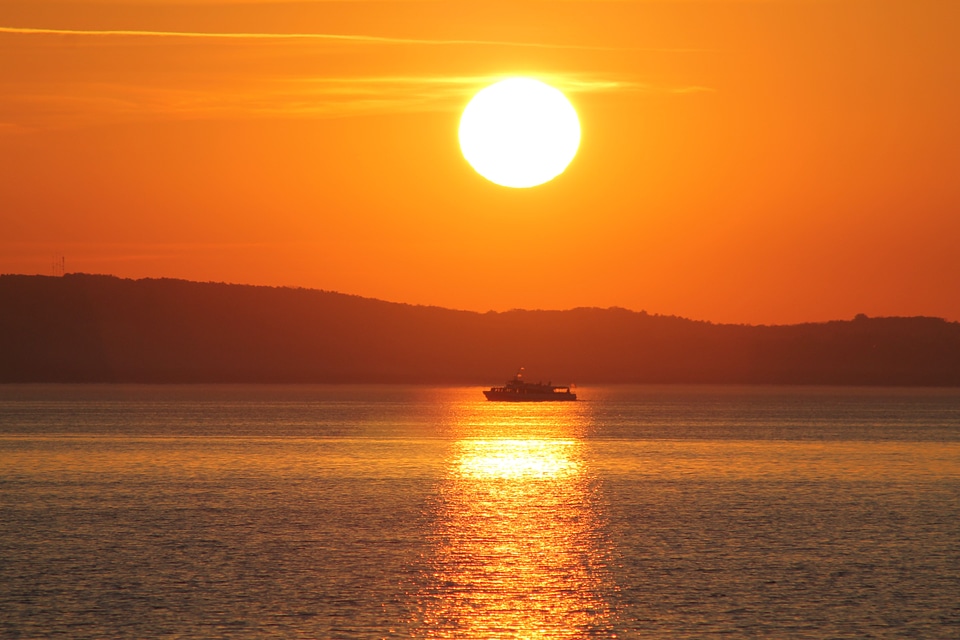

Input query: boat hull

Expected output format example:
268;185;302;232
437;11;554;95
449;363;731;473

483;390;577;402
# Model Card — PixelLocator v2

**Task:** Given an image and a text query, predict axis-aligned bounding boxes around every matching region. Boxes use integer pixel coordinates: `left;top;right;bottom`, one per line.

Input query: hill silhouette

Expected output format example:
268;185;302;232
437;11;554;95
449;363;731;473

1;273;959;385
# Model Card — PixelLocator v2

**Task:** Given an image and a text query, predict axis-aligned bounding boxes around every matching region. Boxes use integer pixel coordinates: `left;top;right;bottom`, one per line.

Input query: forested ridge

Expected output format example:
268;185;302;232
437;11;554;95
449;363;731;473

2;274;959;385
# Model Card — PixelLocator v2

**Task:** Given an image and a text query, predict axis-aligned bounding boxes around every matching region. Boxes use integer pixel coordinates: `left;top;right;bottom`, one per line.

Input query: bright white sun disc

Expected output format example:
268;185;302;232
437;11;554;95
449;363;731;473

459;78;580;188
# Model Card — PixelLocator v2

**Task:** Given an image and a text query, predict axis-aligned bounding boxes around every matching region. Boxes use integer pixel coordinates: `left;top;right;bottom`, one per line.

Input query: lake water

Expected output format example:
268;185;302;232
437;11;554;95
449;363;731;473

1;385;959;638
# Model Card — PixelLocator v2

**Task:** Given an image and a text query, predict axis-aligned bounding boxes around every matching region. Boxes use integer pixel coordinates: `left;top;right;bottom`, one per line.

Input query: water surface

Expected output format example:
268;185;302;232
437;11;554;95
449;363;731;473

1;385;958;638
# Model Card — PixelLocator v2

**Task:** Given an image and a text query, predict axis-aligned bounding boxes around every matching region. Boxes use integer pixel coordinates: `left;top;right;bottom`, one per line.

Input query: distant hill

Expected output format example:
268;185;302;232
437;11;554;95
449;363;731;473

1;273;959;385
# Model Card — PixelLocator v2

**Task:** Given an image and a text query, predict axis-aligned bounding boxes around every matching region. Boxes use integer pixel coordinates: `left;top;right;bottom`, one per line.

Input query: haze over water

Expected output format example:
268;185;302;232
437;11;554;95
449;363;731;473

1;385;959;638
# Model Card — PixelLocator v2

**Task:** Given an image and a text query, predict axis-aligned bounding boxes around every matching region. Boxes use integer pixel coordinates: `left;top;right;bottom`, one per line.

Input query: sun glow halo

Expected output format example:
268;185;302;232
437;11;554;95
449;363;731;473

459;78;581;188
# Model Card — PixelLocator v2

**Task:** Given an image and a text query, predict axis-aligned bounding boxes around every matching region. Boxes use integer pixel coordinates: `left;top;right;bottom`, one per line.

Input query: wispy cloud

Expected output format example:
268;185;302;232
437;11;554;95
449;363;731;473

0;73;710;130
0;26;711;131
294;74;647;98
250;74;649;117
289;74;712;112
0;25;704;52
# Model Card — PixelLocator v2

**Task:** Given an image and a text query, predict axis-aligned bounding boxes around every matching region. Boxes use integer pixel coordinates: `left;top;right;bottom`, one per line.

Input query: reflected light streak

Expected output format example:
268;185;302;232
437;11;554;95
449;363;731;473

417;401;615;638
458;439;580;480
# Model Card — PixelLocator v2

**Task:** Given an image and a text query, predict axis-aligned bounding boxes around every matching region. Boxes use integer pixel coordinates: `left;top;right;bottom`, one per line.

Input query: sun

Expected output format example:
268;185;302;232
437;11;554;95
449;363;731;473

459;77;581;189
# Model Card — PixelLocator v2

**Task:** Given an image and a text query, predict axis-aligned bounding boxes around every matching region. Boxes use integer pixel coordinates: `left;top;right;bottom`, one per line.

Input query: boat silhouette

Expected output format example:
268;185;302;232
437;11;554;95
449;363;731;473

483;368;577;402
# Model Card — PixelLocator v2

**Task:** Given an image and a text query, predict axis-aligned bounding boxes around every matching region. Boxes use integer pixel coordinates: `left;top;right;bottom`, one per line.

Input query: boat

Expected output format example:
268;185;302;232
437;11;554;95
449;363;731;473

483;368;577;402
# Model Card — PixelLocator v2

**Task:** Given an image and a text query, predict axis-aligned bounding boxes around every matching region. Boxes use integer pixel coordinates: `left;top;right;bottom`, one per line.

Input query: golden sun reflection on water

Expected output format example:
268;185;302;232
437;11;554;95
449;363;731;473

417;401;615;639
457;439;581;480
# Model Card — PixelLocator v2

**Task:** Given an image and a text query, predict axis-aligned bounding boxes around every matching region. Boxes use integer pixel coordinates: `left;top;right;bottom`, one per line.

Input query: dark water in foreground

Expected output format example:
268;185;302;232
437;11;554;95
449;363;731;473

1;385;958;638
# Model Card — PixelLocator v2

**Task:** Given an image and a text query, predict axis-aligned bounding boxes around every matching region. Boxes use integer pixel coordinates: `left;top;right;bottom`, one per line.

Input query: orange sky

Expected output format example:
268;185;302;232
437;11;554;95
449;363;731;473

1;0;958;325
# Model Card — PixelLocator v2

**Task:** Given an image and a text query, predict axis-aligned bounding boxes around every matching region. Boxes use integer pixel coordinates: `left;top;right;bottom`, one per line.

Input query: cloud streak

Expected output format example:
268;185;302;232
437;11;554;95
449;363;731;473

0;25;705;53
0;28;711;131
0;73;712;133
1;73;710;130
